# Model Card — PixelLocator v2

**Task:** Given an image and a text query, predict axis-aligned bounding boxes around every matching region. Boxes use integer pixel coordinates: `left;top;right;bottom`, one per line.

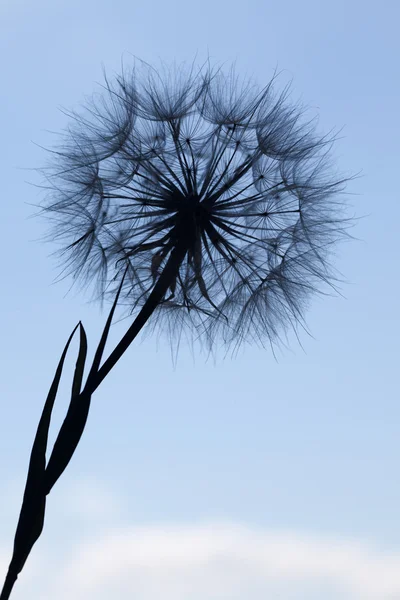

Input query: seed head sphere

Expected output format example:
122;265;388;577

41;60;349;352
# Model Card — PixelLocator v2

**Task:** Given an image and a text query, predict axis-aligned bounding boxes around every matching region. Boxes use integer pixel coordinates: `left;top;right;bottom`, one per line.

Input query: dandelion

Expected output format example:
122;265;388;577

1;59;351;600
42;60;347;374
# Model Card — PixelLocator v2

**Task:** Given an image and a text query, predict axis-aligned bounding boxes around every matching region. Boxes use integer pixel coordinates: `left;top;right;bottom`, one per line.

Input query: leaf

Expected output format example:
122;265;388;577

44;322;88;494
71;322;88;401
2;270;128;598
44;271;126;493
84;266;127;394
1;323;81;599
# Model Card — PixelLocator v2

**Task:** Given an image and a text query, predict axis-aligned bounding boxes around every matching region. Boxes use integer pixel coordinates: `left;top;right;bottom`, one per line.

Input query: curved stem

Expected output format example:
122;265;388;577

83;241;187;396
0;570;17;600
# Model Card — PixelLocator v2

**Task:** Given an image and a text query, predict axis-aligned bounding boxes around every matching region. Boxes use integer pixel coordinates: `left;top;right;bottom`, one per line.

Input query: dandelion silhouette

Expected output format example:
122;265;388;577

1;59;351;599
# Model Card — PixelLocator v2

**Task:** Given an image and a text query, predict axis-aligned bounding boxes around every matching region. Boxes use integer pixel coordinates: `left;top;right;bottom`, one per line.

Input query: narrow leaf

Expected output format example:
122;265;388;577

85;266;128;392
1;323;81;600
44;322;89;493
71;322;88;399
44;273;126;493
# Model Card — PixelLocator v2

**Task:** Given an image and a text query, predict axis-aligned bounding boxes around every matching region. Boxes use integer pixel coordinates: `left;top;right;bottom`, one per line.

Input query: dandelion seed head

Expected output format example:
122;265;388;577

40;59;350;353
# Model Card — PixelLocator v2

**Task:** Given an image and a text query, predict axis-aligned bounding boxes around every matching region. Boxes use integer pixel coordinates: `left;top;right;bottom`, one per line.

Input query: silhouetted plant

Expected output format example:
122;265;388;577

0;59;351;599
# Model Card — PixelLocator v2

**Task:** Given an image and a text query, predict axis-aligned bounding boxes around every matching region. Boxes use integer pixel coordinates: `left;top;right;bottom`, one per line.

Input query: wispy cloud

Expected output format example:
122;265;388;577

50;524;399;600
3;523;400;599
2;479;399;600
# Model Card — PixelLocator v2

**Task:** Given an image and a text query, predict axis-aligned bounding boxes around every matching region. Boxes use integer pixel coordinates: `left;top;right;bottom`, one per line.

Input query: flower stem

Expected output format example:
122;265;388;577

83;241;187;396
0;569;17;600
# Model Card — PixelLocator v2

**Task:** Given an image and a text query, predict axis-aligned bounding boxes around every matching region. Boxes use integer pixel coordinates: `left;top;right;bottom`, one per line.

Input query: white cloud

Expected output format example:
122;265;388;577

2;479;400;600
1;524;398;600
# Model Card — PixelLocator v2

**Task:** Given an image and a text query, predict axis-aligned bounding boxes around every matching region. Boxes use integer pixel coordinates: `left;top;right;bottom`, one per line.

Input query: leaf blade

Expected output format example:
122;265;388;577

1;322;81;599
44;322;89;493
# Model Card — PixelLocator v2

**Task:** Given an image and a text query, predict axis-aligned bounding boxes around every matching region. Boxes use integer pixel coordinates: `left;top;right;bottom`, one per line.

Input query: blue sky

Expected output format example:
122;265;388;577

0;1;399;598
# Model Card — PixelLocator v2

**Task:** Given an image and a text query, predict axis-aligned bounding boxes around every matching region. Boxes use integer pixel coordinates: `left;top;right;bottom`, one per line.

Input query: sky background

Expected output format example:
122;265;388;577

0;1;399;598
